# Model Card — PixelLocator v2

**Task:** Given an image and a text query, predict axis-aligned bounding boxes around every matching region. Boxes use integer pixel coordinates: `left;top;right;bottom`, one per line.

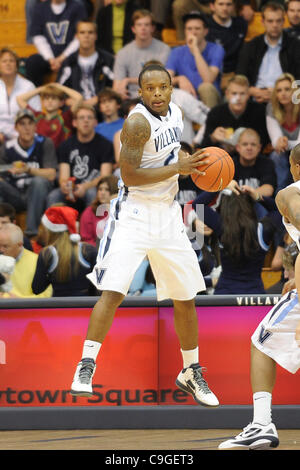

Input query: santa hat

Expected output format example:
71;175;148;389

42;206;81;243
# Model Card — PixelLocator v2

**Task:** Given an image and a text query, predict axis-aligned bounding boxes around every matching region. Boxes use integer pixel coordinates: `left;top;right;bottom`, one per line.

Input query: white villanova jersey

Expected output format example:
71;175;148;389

282;180;300;250
120;101;183;202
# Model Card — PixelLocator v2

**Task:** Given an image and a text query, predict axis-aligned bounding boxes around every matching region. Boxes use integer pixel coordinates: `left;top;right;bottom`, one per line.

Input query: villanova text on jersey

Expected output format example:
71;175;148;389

154;127;181;152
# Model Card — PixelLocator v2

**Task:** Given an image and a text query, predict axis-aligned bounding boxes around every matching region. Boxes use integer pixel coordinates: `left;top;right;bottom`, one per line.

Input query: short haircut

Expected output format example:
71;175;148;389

73;103;97;118
226;74;250;89
76;20;97;32
0;223;23;244
290;142;300;163
0;203;16;221
40;84;65;100
138;64;172;88
131;9;155;26
262;1;285;17
182;11;209;28
238;128;261;143
98;87;122;105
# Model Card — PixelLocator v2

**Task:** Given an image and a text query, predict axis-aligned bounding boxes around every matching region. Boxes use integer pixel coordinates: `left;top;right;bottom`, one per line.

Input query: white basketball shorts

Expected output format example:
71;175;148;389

87;194;206;301
251;289;300;373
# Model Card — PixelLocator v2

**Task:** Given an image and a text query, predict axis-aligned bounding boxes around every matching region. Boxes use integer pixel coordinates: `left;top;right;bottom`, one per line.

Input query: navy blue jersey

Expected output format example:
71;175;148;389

30;0;87;56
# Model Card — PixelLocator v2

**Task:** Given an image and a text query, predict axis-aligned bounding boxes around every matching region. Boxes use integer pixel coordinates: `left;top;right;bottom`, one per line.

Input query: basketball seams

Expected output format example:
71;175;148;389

191;146;234;192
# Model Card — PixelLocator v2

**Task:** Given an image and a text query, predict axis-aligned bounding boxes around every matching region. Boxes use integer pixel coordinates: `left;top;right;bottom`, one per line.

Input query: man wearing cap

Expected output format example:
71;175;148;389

0;109;57;238
165;11;225;108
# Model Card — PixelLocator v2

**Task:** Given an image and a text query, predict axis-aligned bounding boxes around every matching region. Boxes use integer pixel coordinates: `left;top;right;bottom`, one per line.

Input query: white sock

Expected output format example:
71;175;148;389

181;347;199;369
81;340;101;362
253;391;272;425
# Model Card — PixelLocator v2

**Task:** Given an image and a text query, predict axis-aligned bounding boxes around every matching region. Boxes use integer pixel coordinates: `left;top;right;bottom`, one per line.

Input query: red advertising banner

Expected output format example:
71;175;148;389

0;304;299;407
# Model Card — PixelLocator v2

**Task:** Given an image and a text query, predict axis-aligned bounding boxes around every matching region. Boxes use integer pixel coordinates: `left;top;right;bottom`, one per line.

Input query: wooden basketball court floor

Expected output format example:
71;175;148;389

1;428;300;450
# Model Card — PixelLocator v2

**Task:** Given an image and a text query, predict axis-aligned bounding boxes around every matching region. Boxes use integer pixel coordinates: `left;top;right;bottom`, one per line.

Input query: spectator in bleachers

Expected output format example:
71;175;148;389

192;188;283;294
57;21;114;108
95;0;143;54
0;48;41;145
172;0;212;41
166;11;225;108
16;82;82;148
228;128;277;201
32;205;97;296
266;72;300;192
79;174;118;246
112;9;170;99
285;0;300;40
0;109;57;238
236;2;300;103
0;202;33;251
25;0;88;86
197;75;270;151
0;223;52;298
206;0;248;90
95;88;124;142
47;104;114;210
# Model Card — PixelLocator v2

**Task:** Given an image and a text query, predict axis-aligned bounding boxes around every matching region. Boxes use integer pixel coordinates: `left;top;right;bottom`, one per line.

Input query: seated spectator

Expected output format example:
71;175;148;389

0;48;41;145
285;0;300;40
0;202;33;251
25;0;88;86
198;75;270;151
112;9;170;99
166;11;225;108
32;205;97;296
47;104;114;210
236;2;300;103
0;223;52;298
95;88;125;142
172;0;212;41
192;189;283;294
228;128;277;199
127;257;157;297
16;83;82;148
80;174;118;246
96;0;142;54
57;20;114;108
0;109;57;238
266;73;299;192
206;0;248;90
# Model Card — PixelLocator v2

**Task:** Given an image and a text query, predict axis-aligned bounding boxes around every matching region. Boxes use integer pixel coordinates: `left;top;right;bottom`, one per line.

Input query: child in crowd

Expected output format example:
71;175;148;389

95;87;124;143
79;175;118;246
16;82;83;148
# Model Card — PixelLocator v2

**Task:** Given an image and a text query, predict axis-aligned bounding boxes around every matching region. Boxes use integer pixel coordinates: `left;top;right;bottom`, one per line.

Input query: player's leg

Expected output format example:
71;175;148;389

70;290;124;397
172;298;219;407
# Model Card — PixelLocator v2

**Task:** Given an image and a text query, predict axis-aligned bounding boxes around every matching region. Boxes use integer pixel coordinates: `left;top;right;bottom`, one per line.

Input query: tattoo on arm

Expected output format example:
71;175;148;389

119;113;151;169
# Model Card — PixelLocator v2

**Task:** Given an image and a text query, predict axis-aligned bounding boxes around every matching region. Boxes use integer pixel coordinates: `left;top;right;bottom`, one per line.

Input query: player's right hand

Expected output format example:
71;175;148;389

177;148;210;176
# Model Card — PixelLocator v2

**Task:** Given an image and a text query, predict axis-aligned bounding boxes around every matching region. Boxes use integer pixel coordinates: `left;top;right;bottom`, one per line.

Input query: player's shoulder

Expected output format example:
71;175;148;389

122;112;151;143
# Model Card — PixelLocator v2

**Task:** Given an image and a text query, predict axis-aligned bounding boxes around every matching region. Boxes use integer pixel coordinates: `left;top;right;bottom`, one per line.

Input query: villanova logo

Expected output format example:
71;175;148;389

46;21;69;44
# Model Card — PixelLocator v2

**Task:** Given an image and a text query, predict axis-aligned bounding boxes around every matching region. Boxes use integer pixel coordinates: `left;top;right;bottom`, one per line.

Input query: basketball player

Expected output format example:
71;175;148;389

219;143;300;450
70;64;219;407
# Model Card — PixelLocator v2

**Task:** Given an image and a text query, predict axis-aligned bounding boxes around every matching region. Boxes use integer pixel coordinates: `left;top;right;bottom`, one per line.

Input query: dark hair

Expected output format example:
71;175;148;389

98;87;122;105
138;64;172;87
219;192;260;264
0;203;16;221
262;1;285;17
182;10;209;27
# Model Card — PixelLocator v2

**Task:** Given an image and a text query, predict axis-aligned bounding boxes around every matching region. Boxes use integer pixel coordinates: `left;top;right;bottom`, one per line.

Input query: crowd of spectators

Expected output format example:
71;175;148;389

0;0;300;298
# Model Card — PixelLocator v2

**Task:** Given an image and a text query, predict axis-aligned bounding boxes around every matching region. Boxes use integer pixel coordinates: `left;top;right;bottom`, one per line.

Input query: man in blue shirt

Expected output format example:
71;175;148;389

166;11;225;108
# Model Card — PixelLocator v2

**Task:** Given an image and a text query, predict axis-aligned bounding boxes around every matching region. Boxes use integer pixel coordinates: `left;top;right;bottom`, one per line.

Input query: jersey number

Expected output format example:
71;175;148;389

164;150;175;166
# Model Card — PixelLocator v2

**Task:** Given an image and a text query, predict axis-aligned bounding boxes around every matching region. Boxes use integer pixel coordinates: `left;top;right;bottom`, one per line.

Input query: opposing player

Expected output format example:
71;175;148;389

70;64;219;407
219;143;300;450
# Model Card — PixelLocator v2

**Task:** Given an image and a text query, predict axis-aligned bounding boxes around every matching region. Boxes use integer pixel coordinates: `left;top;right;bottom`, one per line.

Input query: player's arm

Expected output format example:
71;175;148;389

275;186;300;228
120;113;208;187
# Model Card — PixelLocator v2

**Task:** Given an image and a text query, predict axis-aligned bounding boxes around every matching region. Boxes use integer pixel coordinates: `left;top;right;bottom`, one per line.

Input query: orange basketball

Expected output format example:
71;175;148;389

191;147;235;192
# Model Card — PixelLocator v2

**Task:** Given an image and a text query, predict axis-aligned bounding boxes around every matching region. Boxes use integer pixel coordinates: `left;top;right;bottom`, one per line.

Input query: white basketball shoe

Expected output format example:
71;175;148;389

70;358;96;397
218;422;279;450
176;363;219;407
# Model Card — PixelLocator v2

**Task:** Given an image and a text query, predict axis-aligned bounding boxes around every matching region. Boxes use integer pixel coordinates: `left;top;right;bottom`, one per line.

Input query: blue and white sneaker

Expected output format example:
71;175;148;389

70;358;96;397
218;422;279;450
176;363;219;407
